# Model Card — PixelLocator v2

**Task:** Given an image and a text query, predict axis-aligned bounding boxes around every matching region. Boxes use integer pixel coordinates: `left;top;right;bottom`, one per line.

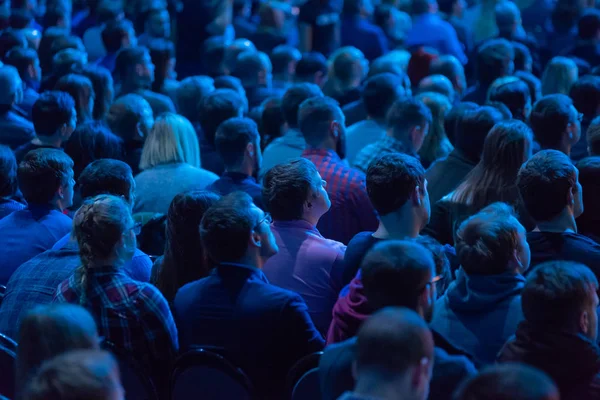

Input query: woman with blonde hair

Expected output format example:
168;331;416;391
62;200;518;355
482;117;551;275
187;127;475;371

134;113;218;213
416;91;453;168
541;57;578;96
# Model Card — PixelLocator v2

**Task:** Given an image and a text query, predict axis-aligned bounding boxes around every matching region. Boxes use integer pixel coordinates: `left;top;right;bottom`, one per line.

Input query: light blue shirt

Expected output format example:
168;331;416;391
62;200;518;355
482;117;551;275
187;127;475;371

259;128;306;180
345;119;387;165
405;13;467;65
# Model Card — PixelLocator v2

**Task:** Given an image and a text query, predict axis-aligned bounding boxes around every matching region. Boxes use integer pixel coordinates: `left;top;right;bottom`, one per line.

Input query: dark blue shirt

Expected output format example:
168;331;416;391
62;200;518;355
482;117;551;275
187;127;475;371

341;16;388;61
298;0;343;57
0;110;35;150
206;171;265;209
0;198;26;220
173;263;324;399
0;206;72;285
405;13;467;64
95;52;117;73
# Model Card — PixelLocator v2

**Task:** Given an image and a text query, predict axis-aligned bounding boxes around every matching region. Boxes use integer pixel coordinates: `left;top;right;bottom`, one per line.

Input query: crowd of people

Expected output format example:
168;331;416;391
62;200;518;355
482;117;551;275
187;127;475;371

1;0;600;399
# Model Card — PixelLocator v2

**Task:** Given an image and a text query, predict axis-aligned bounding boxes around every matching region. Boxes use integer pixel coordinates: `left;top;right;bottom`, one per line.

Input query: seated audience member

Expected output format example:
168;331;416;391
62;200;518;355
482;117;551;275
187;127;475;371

138;6;171;47
454;364;559;400
300;96;378;244
515;70;542;104
0;159;152;339
443;102;479;146
54;73;96;124
262;158;346;334
14;91;76;163
270;45;301;90
487;77;532;122
174;75;214;124
494;1;539;69
416;91;453;168
148;39;178;97
497;261;600;400
206;117;265;209
417;75;456;104
198;89;246;176
374;4;412;48
113;46;176;116
294;52;329;87
337;308;435;400
353;98;432;173
199;37;227;78
425;120;534;246
463;39;514;105
259;96;286;148
431;202;530;366
22;349;124;400
588;116;600;157
529;94;581;156
569;76;600;161
577;157;600;243
426;106;503;205
513;42;533;73
81;65;114;121
0;65;34;149
429;55;468;100
15;304;100;391
249;3;287;54
233;50;283;109
222;39;258;77
213;75;250;112
346;73;403;165
404;0;467;64
324;47;368;107
173;192;324;398
340;0;388;62
80;0;123;62
151;191;220;303
106;94;154;175
134;113;218;214
518;150;600;277
96;19;136;73
0;145;25;219
322;242;475;400
54;194;178;382
4;47;41;120
259;83;323;180
40;48;88;94
0;149;73;285
541;57;578;96
561;9;600;68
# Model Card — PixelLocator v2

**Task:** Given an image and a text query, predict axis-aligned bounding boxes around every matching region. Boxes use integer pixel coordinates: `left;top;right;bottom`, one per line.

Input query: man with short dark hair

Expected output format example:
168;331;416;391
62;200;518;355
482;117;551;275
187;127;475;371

299;96;378;244
346;73;404;164
530;94;581;156
138;7;171;47
417;74;456;103
561;9;600;69
233;50;283;109
0;159;151;339
173;192;324;399
340;0;388;62
14;90;76;162
498;261;600;399
270;45;301;90
96;18;136;73
259;83;323;180
295;52;328;87
426;106;504;204
339;307;435;400
517;150;600;277
4;47;41;120
0;149;74;285
0;65;34;149
174;76;215;124
353;97;432;173
114;46;176;116
198;89;246;176
262;158;346;334
431;202;530;365
207;117;265;209
569;76;600;161
325;47;367;107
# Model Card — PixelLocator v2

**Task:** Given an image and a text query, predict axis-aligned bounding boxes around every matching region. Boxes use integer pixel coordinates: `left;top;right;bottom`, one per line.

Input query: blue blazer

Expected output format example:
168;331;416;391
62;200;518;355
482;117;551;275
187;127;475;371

173;263;325;399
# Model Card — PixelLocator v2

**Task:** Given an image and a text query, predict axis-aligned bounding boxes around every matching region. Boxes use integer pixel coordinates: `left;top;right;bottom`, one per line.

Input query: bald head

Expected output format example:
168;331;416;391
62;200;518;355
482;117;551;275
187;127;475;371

233;51;272;87
418;74;455;102
0;65;22;106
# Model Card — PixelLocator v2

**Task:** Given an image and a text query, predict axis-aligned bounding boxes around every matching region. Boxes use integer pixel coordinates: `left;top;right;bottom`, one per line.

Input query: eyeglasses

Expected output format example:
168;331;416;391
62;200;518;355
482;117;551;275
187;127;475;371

254;213;273;229
129;222;142;235
418;274;443;293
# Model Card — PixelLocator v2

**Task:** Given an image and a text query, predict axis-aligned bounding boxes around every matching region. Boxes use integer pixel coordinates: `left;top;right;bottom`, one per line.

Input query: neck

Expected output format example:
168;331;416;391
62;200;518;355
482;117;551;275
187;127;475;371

87;256;123;269
301;213;321;227
225;165;253;177
229;254;263;269
353;375;408;400
544;142;570;156
386;130;414;153
535;211;578;233
33;135;62;147
374;214;421;240
311;140;336;152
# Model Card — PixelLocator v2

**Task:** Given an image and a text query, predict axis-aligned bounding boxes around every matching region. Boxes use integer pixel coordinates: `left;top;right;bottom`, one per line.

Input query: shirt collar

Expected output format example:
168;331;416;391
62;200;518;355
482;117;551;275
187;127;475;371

218;262;269;283
302;147;341;161
273;219;320;234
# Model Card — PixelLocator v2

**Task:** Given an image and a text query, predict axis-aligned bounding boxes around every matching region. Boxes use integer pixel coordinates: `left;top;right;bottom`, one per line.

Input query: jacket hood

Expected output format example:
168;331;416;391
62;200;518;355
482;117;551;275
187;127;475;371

327;277;371;343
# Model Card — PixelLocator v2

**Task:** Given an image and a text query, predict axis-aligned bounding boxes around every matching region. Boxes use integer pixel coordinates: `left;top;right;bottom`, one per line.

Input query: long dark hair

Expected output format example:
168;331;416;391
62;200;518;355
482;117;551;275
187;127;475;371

155;191;220;302
450;120;533;211
148;39;175;94
0;144;18;198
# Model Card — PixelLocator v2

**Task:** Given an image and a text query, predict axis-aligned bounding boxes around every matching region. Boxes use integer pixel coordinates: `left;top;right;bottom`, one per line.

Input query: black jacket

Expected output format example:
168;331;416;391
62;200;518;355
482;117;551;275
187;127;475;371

426;149;477;205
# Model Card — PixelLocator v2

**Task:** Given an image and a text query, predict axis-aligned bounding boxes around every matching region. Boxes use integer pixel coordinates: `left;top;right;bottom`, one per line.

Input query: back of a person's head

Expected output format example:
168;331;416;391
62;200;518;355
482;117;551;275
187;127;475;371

411;0;433;15
78;159;133;204
0;64;21;106
541;57;578;96
570;76;600;119
369;54;409;79
214;117;259;168
32;90;75;137
444;102;479;145
494;0;520;33
363;73;404;120
113;46;147;83
529;94;573;149
297;96;344;146
487;77;531;121
17;148;73;205
106;94;152;142
331;47;366;85
3;46;37;78
175;75;214;122
51;48;87;76
517;149;576;222
578;8;600;40
198;88;245;145
362;240;435;311
430;55;464;83
55;73;95;123
270;45;302;77
356;307;434;396
477;39;514;85
223;39;257;74
515;70;541;104
577;157;600;222
22;350;122;400
101;18;133;53
17;304;99;391
455;106;504;162
456;202;527;275
234;50;271;85
80;65;114;121
0;29;26;59
417;75;455;103
513;42;533;73
454;363;559;400
140;112;200;170
524;260;599;331
295;52;328;82
281;83;323;127
366;153;425;216
0;144;17;198
386;97;432;139
202;36;227;77
200;192;258;264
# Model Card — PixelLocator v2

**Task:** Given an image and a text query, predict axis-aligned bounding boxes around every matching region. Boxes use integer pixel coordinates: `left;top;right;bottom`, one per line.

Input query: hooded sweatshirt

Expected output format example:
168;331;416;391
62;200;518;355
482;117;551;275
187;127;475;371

430;268;525;366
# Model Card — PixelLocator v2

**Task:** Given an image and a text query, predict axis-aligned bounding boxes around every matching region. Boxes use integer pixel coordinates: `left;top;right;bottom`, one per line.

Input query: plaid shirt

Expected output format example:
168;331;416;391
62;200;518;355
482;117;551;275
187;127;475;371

54;266;179;369
302;148;378;244
352;136;414;173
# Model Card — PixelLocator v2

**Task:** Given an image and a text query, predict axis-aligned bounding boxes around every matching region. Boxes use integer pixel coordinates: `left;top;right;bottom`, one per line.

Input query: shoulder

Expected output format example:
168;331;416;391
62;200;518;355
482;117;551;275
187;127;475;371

134;282;170;310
